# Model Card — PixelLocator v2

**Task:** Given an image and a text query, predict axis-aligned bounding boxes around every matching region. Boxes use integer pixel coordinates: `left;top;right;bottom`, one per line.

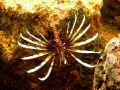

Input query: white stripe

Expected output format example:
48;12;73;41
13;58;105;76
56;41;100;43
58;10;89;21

68;49;101;54
66;21;70;39
20;33;45;47
26;53;54;73
70;52;96;68
21;52;51;60
68;14;77;39
70;33;98;47
71;24;91;43
38;56;55;81
18;41;48;50
26;30;47;44
70;14;85;41
36;30;51;45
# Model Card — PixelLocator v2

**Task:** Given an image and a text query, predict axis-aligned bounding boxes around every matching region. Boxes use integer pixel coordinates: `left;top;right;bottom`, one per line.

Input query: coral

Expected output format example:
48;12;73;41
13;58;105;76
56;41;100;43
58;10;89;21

93;34;120;90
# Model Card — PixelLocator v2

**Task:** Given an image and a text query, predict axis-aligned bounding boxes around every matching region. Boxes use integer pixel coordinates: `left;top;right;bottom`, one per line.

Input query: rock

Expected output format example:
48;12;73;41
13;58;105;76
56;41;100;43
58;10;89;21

0;0;103;26
93;34;120;90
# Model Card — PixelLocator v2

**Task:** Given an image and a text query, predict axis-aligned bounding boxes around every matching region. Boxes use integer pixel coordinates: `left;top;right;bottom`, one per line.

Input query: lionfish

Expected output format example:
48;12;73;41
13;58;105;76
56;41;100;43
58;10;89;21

18;14;101;81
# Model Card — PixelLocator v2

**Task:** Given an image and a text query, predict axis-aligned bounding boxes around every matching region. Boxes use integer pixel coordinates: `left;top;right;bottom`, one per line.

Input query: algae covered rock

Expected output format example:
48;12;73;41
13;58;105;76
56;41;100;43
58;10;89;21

93;34;120;90
1;0;103;26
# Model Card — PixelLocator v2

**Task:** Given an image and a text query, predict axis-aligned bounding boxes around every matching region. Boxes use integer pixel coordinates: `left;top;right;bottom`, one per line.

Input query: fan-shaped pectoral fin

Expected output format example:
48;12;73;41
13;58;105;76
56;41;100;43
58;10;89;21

21;52;51;60
70;33;98;47
66;21;70;40
71;24;91;43
38;55;55;81
36;30;52;45
18;41;48;50
69;52;96;68
68;14;77;39
70;14;86;41
20;33;46;47
26;30;47;45
26;53;54;73
68;48;101;54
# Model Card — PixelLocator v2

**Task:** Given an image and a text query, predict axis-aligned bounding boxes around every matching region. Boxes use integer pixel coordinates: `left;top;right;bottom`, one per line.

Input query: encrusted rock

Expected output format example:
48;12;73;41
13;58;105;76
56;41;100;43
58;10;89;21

93;34;120;90
0;0;103;26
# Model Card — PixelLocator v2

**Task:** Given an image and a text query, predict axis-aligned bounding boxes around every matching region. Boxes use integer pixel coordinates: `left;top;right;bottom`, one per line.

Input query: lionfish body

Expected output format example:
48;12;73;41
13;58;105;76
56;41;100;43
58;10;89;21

18;14;101;81
53;27;67;65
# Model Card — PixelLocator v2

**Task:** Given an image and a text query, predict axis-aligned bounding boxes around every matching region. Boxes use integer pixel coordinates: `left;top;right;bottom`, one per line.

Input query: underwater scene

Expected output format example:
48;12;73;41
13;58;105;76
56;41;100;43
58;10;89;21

0;0;120;90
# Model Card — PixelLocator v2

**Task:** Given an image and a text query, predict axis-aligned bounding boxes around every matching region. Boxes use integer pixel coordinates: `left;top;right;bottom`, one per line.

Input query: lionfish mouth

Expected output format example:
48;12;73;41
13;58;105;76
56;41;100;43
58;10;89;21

18;14;101;81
